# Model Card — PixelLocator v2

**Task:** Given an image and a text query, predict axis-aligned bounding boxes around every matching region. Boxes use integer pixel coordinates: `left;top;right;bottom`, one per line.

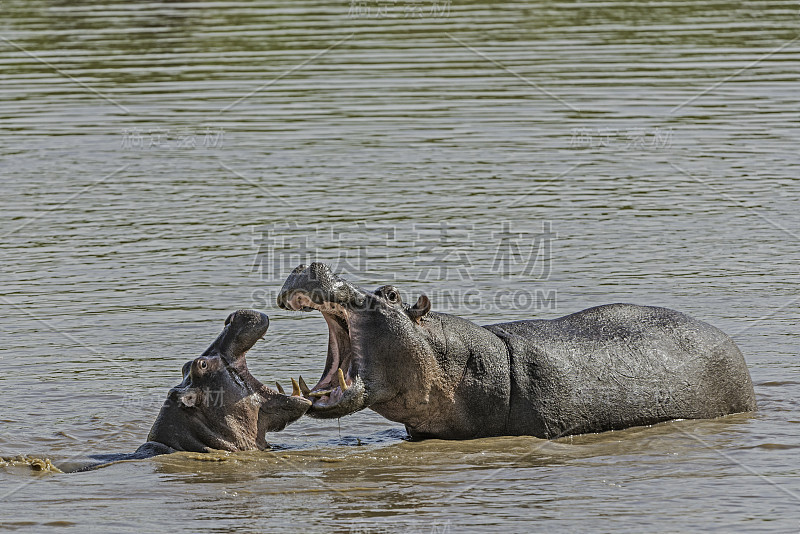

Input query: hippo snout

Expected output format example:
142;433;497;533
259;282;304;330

202;309;270;367
277;263;365;311
225;309;269;331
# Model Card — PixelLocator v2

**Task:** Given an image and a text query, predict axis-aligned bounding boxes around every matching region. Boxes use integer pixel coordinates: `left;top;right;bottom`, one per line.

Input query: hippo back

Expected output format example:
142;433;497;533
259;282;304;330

484;303;757;438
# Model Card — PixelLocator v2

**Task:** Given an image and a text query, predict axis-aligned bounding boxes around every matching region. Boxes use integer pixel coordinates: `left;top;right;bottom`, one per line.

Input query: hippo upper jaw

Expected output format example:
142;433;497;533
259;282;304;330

280;289;369;418
278;264;373;418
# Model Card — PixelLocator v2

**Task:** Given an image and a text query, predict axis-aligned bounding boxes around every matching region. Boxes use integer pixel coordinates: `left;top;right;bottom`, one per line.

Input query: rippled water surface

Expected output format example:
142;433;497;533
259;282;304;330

1;1;799;532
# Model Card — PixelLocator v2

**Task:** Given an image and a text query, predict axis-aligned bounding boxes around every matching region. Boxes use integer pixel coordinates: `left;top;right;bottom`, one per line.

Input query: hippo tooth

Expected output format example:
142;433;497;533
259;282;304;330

338;368;349;391
291;378;302;397
275;382;285;395
298;376;311;396
308;390;332;398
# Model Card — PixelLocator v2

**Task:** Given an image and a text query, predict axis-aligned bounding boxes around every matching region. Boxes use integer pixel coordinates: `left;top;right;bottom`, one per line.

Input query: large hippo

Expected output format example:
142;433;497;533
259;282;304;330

277;263;757;440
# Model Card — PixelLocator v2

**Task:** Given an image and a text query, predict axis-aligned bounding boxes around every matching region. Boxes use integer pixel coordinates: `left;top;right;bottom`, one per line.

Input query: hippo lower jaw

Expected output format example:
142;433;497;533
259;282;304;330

283;292;368;418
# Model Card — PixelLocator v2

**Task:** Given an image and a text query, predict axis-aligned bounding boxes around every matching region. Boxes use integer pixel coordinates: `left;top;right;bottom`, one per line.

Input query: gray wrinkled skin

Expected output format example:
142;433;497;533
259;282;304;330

137;309;311;455
278;263;757;440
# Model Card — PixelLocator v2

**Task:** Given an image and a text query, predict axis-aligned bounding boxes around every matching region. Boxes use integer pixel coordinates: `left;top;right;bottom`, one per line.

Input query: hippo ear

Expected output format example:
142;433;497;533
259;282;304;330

181;360;192;379
178;390;199;408
408;295;431;324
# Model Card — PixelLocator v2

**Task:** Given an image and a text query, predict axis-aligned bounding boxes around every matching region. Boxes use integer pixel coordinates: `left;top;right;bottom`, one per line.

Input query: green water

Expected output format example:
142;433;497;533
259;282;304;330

1;1;799;532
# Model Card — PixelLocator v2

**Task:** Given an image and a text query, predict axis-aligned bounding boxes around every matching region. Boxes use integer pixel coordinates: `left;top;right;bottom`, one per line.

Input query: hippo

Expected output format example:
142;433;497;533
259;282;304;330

277;263;757;440
136;309;311;456
70;310;310;471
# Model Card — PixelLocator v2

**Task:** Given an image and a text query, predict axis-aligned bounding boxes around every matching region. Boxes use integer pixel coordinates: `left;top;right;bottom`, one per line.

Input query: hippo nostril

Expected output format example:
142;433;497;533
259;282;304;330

225;313;234;326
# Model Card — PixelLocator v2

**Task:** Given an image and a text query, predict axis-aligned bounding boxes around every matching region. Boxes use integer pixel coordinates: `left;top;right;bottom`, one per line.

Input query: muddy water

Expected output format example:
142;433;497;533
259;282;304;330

1;0;799;531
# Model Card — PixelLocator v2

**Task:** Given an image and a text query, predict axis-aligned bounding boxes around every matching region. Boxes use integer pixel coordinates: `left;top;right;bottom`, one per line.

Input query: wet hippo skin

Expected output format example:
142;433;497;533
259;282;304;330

277;263;756;440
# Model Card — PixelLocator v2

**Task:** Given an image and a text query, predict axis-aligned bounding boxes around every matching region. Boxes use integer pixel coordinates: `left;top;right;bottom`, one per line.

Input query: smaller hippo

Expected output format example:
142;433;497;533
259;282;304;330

136;309;311;456
70;310;310;471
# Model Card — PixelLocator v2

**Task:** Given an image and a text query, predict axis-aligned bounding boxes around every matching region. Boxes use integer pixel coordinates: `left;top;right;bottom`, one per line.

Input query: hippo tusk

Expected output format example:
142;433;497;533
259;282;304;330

291;378;302;397
298;376;311;396
337;368;349;391
275;382;285;395
308;390;332;398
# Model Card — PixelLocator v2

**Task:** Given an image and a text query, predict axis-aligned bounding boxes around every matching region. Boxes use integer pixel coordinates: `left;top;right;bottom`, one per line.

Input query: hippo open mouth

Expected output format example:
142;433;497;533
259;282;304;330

277;264;370;418
144;309;312;453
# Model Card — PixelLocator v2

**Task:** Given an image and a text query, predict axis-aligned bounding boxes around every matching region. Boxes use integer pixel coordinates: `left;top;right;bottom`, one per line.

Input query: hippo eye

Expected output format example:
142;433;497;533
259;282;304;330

387;290;399;303
198;359;208;370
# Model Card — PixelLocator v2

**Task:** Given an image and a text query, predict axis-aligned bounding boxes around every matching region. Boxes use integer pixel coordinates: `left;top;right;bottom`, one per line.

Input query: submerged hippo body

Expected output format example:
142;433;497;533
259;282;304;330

278;263;756;440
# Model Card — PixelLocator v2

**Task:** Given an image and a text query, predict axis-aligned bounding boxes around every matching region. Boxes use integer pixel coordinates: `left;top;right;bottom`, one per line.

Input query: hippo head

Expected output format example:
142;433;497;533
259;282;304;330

277;263;437;421
142;310;311;454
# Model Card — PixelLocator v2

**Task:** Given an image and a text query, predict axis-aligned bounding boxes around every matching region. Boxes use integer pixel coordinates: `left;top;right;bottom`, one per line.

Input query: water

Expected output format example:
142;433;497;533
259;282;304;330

1;0;799;531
